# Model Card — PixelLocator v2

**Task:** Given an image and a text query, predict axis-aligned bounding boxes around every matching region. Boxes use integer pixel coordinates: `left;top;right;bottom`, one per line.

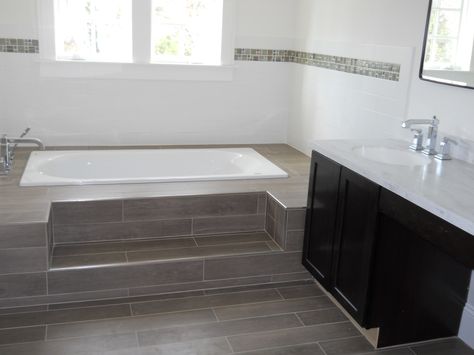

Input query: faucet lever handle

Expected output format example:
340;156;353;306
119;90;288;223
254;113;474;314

19;127;31;138
435;137;457;161
409;129;424;151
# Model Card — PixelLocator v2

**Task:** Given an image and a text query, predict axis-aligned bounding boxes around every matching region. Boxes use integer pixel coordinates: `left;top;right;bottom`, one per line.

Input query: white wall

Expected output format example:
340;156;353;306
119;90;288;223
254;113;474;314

288;0;474;348
0;0;295;146
289;0;474;162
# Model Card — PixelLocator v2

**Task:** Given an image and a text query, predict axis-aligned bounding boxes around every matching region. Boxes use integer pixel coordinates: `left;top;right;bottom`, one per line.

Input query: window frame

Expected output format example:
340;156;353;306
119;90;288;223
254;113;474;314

37;0;236;81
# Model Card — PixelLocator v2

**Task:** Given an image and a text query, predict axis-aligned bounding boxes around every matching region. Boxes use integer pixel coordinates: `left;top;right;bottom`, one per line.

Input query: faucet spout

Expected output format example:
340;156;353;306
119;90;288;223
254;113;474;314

401;116;440;155
401;117;439;129
6;137;45;151
1;132;45;175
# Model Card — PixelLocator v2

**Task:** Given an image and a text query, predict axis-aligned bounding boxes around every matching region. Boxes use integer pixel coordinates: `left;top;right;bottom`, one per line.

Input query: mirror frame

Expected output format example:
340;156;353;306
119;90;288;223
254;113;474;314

419;0;474;90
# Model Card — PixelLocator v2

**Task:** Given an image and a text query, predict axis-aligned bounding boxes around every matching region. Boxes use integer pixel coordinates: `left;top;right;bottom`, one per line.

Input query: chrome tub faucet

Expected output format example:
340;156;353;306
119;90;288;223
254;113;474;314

401;116;439;155
1;128;45;175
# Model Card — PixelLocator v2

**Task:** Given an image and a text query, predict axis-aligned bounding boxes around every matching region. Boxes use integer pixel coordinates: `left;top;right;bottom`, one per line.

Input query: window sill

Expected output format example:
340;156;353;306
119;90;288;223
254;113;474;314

38;60;235;81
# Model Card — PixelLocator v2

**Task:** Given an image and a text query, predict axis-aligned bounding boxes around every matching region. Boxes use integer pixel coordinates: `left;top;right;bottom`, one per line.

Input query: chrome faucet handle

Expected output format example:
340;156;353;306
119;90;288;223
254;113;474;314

19;127;31;138
435;137;457;161
409;129;424;151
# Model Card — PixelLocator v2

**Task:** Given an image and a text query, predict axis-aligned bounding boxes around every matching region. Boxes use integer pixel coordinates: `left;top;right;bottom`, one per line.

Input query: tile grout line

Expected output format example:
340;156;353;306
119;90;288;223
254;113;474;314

294;312;306;326
225;335;235;353
317;341;330;355
274;288;285;300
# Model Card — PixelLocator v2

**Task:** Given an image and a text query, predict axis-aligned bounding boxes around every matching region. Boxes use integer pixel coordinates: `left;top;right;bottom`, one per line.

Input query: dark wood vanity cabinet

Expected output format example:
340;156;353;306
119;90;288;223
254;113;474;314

303;151;380;325
303;150;473;347
302;152;341;288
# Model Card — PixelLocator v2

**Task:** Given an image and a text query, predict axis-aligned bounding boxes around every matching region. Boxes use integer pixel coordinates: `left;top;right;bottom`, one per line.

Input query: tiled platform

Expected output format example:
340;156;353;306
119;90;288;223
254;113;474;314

0;144;310;225
0;282;472;354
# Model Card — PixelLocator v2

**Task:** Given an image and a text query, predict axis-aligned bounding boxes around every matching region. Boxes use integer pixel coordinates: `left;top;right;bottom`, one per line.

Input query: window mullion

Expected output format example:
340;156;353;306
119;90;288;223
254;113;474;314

133;0;152;64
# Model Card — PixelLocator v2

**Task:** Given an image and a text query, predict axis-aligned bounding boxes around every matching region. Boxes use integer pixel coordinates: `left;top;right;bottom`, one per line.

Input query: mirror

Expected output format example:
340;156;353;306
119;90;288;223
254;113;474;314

420;0;474;89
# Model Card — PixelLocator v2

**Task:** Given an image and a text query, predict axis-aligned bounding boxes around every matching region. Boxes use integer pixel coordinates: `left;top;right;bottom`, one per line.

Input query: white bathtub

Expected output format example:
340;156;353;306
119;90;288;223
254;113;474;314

20;148;288;187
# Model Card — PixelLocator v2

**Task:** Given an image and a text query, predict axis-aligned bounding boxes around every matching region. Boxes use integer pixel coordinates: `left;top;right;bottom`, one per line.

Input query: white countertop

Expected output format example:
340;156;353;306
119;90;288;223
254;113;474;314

312;139;474;236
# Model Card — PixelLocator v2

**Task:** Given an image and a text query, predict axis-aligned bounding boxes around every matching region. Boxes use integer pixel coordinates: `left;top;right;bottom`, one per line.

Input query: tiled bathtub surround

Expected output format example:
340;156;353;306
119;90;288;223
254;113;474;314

234;48;401;81
0;38;39;54
0;191;313;310
51;192;267;244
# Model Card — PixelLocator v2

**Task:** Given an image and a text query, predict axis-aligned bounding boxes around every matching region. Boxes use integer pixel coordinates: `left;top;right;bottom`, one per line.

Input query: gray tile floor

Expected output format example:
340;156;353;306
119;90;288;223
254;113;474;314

0;282;472;354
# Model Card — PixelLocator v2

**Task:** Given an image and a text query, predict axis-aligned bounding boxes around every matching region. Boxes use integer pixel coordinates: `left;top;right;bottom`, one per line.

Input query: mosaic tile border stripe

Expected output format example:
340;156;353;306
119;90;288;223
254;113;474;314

0;38;39;54
234;48;400;82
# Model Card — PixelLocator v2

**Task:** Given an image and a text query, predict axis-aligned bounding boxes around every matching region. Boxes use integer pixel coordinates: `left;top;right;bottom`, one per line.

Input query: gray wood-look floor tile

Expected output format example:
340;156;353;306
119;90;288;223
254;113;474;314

87;337;233;355
227;321;360;353
0;283;471;355
296;308;348;325
131;289;282;316
410;339;474;355
48;290;205;310
137;314;302;347
204;280;313;295
319;335;375;354
214;296;334;321
234;343;325;355
277;284;325;299
0;332;138;355
0;304;131;328
47;309;217;340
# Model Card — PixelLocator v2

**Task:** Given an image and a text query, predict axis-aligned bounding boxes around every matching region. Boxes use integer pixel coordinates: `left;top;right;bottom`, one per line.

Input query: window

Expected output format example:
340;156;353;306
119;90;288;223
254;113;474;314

425;0;474;70
151;0;223;64
54;0;132;62
50;0;225;65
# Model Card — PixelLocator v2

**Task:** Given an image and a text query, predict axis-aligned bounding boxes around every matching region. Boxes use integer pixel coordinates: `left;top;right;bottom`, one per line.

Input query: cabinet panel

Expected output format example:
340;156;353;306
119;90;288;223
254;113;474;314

331;167;380;325
369;211;470;347
302;152;341;287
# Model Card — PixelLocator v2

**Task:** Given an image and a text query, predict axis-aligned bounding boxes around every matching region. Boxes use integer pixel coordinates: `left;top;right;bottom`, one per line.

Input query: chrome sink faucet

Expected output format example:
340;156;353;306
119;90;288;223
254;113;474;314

1;128;45;175
401;116;439;155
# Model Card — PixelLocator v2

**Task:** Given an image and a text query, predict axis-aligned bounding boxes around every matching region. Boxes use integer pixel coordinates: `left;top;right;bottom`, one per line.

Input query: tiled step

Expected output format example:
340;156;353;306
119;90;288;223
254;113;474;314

51;232;281;270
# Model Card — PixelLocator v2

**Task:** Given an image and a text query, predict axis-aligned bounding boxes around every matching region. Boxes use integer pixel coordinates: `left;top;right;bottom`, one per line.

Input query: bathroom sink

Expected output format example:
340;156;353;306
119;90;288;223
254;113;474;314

353;146;432;167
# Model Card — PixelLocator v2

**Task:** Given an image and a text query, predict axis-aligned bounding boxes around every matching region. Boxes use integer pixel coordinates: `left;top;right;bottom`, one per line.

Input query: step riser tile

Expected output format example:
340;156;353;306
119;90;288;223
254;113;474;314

0;224;47;249
193;214;265;235
54;219;192;244
0;273;47;299
0;247;48;273
53;201;123;225
0;326;46;345
48;261;204;294
123;194;260;221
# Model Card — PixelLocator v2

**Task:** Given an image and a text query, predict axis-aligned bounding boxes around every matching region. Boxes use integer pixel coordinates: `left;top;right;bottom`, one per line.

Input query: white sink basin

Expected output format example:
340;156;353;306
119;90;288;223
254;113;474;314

353;146;432;167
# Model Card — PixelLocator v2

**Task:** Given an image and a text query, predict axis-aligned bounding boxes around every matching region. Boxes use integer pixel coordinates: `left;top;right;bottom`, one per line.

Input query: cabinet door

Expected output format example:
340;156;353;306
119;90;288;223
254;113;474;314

302;152;341;288
331;167;379;325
